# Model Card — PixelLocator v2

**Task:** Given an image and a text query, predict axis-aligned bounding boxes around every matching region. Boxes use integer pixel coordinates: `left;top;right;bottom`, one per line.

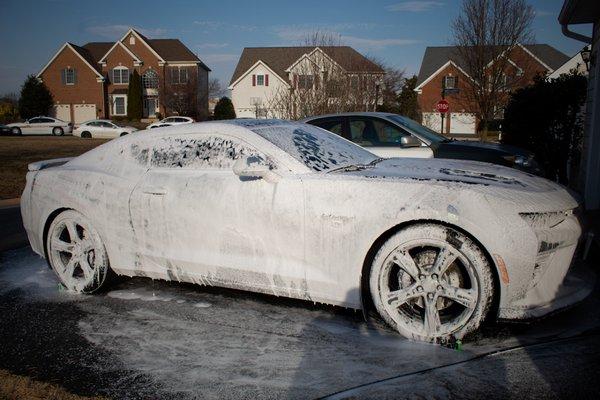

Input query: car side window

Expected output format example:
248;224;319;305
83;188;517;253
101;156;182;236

39;118;54;123
88;121;99;127
29;118;41;123
348;118;410;147
100;122;113;128
310;118;343;136
151;135;275;170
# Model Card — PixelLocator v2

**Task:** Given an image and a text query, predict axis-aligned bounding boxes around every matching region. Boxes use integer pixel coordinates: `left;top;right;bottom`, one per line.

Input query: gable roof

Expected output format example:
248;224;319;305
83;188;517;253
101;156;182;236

37;28;210;79
229;46;384;85
97;41;142;64
37;42;105;79
415;44;569;88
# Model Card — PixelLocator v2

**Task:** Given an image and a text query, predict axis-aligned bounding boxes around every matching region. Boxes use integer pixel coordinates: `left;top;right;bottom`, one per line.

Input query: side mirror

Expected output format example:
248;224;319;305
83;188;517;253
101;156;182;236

233;156;279;183
401;136;422;148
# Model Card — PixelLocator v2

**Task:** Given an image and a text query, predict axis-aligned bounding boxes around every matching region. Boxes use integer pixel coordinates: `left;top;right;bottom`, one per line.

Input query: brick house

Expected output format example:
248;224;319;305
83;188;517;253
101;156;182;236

37;28;210;123
228;46;385;118
414;44;569;136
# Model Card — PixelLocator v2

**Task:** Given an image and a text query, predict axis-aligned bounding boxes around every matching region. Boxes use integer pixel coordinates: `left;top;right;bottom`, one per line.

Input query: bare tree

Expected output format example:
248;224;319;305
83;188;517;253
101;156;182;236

163;74;199;119
208;78;224;99
451;0;535;141
267;31;385;119
368;56;405;112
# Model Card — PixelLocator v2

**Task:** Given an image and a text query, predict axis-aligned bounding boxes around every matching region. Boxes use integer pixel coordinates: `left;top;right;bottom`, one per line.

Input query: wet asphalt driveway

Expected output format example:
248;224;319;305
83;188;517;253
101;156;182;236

1;246;600;399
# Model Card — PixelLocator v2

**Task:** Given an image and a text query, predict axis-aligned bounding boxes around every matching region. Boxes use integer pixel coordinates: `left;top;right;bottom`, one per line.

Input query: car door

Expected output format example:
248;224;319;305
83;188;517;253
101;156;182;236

99;121;118;138
39;117;56;134
347;117;433;158
129;133;307;296
22;118;40;134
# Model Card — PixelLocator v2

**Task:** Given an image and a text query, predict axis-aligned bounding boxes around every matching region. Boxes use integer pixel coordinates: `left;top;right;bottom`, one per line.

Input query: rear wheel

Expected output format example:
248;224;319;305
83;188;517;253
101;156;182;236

12;127;21;135
52;127;64;136
46;210;112;293
369;223;494;343
120;132;128;137
81;131;92;139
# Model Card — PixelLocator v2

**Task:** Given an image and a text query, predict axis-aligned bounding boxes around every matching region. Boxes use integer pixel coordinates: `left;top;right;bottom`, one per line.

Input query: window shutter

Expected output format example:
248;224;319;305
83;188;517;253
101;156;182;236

265;74;269;86
252;74;256;86
73;69;77;85
455;75;459;87
61;69;66;85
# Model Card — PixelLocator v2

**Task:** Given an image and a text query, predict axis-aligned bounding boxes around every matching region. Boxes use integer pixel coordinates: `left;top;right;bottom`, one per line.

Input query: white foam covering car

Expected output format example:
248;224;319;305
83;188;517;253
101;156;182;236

20;120;593;342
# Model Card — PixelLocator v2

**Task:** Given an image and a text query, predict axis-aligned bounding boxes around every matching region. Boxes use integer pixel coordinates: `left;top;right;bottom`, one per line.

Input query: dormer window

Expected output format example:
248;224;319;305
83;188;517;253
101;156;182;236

112;67;129;85
61;68;76;85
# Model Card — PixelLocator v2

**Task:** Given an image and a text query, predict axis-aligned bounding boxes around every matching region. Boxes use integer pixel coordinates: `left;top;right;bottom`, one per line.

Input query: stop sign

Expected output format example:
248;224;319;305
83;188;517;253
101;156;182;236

436;99;449;113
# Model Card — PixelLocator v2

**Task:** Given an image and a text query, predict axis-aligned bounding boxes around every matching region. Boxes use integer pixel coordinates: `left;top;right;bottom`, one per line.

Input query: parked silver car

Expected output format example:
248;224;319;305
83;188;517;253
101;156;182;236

7;116;72;136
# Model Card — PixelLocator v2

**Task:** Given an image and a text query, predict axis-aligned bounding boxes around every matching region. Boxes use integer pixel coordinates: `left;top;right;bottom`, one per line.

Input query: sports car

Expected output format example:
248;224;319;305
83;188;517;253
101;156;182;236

20;119;592;342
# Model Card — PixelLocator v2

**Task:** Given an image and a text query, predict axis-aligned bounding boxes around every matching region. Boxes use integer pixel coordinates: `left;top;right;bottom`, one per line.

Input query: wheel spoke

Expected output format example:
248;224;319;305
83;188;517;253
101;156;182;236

64;257;77;278
65;221;79;243
440;284;477;309
387;284;421;308
430;246;458;276
79;258;94;281
52;237;74;253
423;296;441;334
392;250;420;280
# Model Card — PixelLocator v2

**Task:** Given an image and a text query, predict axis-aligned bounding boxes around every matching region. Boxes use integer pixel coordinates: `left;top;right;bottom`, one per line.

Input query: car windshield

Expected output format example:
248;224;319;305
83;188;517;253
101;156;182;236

241;120;378;172
388;115;449;143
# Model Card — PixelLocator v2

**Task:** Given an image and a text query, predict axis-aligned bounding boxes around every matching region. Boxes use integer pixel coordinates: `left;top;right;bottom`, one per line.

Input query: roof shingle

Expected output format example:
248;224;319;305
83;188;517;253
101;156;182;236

415;44;570;87
230;46;384;85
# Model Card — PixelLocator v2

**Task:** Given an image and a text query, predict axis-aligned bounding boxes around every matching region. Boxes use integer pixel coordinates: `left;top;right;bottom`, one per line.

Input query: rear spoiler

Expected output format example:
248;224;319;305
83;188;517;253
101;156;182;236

28;157;74;172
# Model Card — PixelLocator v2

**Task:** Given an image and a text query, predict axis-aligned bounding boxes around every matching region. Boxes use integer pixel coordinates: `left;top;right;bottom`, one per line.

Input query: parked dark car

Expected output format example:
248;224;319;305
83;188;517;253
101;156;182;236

301;112;541;175
0;124;13;136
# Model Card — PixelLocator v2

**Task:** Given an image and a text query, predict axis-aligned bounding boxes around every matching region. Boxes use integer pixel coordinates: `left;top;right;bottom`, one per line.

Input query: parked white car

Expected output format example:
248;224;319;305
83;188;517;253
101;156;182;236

7;116;72;135
21;120;591;343
147;116;194;129
73;120;137;139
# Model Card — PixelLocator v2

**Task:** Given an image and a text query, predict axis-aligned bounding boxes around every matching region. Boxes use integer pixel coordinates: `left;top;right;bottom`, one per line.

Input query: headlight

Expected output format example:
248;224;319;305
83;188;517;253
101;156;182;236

514;155;532;167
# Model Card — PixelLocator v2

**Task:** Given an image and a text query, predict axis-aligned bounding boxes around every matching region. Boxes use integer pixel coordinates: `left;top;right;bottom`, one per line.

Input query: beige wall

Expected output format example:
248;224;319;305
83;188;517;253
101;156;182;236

231;63;289;118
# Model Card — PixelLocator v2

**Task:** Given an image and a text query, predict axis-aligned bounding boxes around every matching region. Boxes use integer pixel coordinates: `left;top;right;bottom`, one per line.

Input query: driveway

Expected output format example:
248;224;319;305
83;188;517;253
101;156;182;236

1;245;599;399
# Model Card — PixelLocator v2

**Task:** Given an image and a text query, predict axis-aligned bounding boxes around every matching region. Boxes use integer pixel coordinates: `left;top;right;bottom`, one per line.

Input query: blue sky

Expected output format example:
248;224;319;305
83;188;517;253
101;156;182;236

0;0;592;94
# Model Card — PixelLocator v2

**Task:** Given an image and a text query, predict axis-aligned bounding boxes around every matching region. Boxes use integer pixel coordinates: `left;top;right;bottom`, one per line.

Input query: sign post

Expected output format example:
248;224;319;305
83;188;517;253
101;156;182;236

436;99;449;134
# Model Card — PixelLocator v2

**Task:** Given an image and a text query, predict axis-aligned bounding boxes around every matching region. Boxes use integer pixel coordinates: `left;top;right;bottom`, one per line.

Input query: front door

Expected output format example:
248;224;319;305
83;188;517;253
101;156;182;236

144;97;157;118
129;133;306;296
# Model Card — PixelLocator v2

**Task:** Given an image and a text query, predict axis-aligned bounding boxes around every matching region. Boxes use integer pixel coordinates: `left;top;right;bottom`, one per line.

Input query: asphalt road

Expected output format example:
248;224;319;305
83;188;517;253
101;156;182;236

1;243;600;399
0;204;26;253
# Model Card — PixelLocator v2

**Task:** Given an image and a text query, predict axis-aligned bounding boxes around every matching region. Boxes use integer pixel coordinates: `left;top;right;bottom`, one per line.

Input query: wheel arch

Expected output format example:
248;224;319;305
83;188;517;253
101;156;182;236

42;207;73;264
359;219;501;322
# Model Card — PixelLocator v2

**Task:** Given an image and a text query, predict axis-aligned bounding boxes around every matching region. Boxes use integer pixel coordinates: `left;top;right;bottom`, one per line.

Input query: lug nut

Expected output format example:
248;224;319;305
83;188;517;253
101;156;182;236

432;274;438;280
417;286;424;292
427;293;434;300
419;275;426;281
437;285;443;291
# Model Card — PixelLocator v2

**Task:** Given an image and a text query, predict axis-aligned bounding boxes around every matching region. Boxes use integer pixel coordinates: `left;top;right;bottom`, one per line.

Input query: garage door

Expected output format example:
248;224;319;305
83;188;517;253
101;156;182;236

73;104;96;123
450;113;477;135
52;104;71;122
421;112;443;133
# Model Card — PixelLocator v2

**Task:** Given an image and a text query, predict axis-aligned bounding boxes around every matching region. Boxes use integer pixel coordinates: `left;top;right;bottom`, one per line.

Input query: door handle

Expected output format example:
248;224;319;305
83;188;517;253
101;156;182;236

141;187;167;195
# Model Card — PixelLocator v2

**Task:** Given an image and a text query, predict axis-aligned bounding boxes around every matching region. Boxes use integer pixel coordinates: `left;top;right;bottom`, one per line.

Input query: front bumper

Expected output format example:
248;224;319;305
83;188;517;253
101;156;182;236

498;264;595;320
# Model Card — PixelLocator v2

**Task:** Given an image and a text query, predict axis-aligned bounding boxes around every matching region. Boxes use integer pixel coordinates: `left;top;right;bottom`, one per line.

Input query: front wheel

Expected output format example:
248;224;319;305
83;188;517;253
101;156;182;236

46;210;112;293
12;127;21;135
52;127;64;136
369;223;494;343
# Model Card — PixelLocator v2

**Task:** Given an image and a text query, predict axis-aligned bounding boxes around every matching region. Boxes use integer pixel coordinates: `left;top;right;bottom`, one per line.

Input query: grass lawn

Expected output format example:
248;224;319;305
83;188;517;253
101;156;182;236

0;136;109;200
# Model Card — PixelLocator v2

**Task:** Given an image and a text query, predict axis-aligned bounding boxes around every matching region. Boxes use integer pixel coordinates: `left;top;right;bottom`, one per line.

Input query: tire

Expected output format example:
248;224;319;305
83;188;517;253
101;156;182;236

81;131;92;139
12;127;21;135
52;127;64;136
46;210;112;293
120;132;128;137
369;223;494;343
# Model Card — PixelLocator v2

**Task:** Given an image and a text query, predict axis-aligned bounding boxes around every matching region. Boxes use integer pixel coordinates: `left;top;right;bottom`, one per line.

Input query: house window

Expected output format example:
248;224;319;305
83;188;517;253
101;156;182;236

113;96;127;116
256;75;265;86
112;67;129;85
62;68;76;85
170;67;189;84
143;69;159;89
443;76;456;89
298;75;314;90
129;36;135;45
